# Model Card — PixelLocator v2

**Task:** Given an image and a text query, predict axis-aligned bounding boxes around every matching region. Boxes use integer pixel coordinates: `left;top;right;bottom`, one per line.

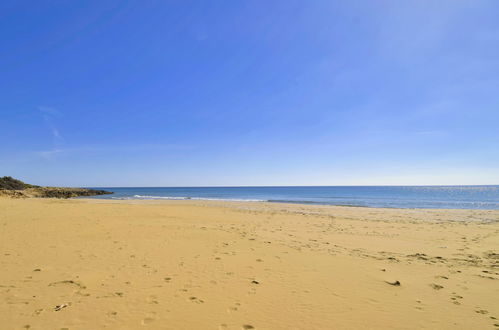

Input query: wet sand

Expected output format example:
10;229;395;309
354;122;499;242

1;197;498;329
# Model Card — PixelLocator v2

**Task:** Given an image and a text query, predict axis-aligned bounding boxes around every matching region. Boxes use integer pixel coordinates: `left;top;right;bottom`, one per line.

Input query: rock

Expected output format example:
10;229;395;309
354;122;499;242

26;187;112;198
0;176;112;199
0;186;112;199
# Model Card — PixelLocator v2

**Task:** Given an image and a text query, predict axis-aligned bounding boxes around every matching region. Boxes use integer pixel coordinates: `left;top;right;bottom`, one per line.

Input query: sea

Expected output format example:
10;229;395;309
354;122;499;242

86;186;499;210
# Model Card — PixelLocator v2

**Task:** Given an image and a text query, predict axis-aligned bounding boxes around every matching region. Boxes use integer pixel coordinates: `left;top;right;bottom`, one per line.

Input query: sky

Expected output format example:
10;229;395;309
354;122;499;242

1;0;498;187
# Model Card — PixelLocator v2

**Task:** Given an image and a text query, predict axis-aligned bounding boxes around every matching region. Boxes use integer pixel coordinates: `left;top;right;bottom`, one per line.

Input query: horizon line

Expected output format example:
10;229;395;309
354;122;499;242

82;184;499;189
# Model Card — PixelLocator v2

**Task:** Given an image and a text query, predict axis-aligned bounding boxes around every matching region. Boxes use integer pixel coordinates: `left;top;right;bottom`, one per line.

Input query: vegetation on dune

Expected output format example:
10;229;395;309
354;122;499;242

0;176;39;190
0;176;112;198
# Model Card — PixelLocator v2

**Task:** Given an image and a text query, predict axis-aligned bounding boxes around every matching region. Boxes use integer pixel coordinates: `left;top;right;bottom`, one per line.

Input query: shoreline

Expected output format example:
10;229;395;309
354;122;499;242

75;185;499;211
1;197;498;329
75;185;499;210
78;197;499;220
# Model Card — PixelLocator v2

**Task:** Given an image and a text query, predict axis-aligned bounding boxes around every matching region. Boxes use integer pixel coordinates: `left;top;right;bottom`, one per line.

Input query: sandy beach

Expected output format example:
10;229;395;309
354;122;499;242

1;197;498;329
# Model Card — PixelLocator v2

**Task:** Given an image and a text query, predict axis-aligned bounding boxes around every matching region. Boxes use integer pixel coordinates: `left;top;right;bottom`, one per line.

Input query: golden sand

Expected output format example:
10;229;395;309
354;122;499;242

1;197;498;329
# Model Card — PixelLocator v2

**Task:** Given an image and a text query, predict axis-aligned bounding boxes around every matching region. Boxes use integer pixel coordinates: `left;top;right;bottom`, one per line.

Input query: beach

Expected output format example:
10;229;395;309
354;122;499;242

1;197;498;329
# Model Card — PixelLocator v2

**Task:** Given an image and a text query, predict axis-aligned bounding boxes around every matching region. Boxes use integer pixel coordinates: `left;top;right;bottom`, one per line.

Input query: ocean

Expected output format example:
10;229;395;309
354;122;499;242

86;186;499;210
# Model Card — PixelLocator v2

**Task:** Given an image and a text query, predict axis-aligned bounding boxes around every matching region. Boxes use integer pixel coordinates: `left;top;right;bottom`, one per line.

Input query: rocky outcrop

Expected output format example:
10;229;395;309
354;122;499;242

0;187;112;199
28;187;112;198
0;176;112;199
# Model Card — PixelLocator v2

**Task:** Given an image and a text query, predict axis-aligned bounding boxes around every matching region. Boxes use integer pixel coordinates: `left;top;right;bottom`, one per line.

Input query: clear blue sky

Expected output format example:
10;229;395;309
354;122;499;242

1;0;498;187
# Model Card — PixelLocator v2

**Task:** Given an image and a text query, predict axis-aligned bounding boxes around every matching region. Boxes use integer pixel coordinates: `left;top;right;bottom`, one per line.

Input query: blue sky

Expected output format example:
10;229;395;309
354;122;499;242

1;0;498;186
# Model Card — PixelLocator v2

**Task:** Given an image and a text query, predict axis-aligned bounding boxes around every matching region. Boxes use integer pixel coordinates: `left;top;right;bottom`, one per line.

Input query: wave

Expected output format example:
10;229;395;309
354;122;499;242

105;194;499;209
122;195;267;202
134;195;190;200
113;196;357;205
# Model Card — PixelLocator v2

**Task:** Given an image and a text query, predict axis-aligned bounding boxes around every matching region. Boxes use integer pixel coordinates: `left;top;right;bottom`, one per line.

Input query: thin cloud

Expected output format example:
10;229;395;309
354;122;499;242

39;106;64;144
34;144;193;159
52;128;63;140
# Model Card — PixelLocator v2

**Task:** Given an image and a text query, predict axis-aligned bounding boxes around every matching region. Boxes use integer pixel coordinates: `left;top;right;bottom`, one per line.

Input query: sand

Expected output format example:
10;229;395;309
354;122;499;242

1;197;498;329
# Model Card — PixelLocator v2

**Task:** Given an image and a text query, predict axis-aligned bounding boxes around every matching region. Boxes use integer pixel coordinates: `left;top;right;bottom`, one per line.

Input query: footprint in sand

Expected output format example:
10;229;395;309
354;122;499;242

430;283;444;290
450;293;463;305
189;296;204;304
228;306;238;313
33;308;44;316
147;295;159;304
54;303;70;311
435;275;449;280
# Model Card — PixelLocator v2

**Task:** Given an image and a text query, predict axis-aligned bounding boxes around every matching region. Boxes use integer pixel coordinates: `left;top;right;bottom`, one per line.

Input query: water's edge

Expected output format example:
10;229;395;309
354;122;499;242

83;186;499;210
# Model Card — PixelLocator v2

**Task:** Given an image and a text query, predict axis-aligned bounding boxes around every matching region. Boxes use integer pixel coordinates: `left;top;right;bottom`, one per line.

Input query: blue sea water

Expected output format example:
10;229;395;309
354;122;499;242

86;186;499;210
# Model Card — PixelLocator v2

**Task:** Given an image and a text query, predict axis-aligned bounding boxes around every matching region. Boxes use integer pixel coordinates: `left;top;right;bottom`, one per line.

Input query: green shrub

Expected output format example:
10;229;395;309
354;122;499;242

0;176;39;190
